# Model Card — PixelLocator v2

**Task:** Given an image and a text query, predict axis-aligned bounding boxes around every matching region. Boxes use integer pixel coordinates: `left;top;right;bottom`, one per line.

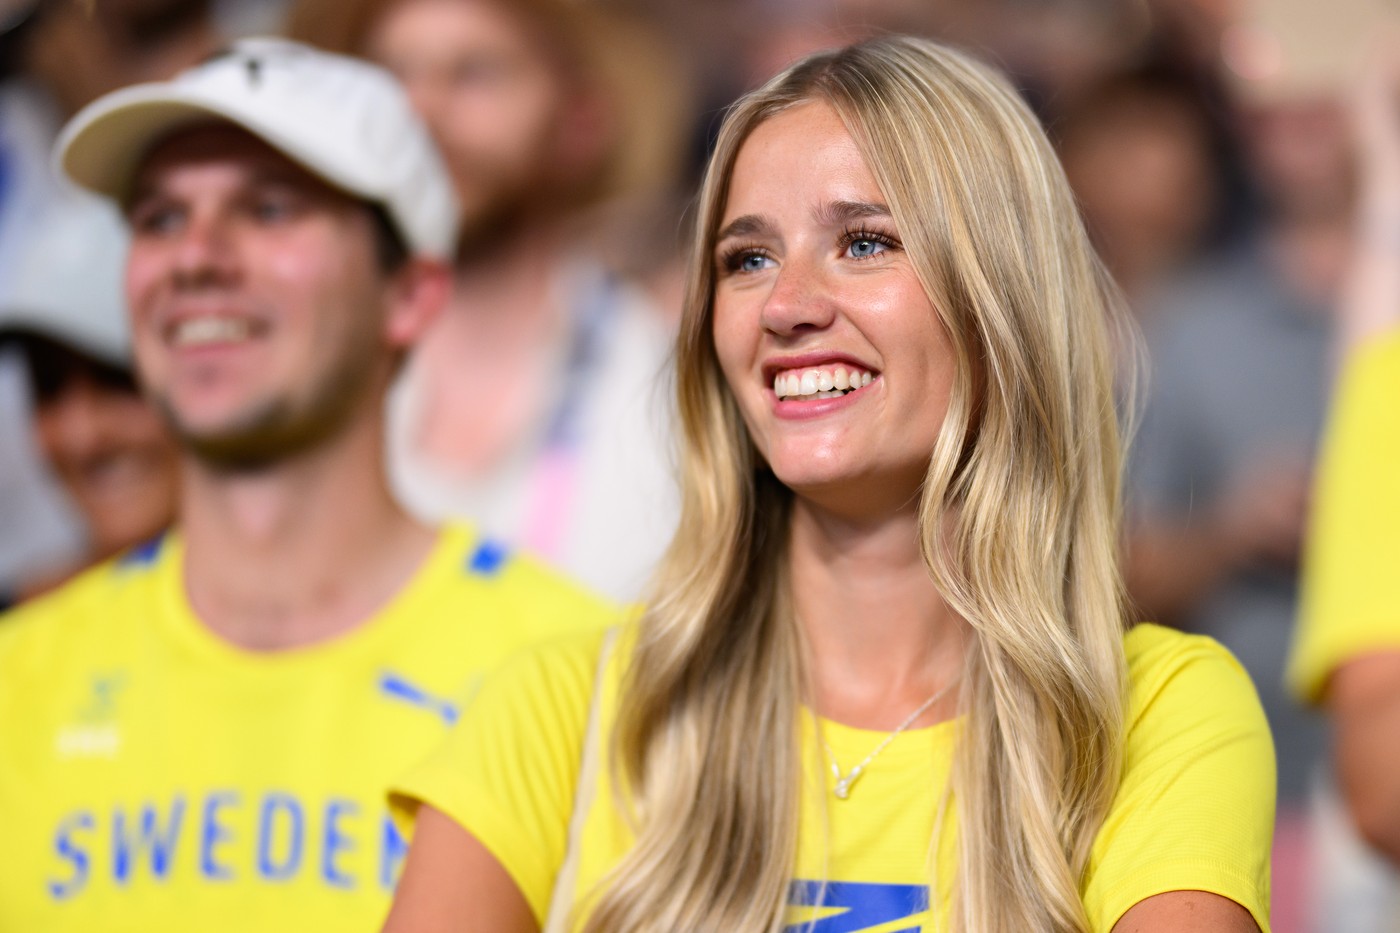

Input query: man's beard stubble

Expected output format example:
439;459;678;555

157;343;378;475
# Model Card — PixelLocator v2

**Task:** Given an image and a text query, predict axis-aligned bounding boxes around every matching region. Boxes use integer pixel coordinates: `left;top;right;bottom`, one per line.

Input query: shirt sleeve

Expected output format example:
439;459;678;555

1083;625;1275;933
1289;330;1400;704
389;627;609;925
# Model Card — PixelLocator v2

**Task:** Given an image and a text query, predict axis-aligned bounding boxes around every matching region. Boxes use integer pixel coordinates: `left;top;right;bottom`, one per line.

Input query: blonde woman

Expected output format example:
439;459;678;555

383;37;1274;933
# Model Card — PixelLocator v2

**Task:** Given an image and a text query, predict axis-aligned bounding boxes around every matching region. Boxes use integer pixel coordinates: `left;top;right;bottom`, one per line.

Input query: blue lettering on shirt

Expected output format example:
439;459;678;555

786;880;929;933
200;791;238;881
113;797;185;883
380;814;408;891
257;793;304;881
466;539;509;576
48;811;95;900
322;799;358;889
44;792;411;900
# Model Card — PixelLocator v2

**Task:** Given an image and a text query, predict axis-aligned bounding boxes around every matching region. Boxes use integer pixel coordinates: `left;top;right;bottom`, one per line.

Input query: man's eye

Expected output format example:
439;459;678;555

128;205;183;235
450;57;511;86
251;198;296;222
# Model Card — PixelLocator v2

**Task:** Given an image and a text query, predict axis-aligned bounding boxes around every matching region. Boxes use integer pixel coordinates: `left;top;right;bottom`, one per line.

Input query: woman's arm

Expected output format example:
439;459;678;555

382;805;539;933
1112;891;1260;933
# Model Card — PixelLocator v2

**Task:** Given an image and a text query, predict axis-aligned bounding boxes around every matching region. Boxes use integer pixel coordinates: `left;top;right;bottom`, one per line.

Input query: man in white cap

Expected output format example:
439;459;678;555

0;200;179;605
0;38;613;932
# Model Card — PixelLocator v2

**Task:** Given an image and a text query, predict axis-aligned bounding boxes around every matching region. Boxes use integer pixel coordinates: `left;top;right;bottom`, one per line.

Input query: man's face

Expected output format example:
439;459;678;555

123;124;397;468
366;0;571;229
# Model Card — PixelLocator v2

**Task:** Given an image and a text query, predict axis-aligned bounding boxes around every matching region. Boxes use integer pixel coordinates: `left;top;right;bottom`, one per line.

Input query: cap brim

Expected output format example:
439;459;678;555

0;320;129;370
56;85;380;206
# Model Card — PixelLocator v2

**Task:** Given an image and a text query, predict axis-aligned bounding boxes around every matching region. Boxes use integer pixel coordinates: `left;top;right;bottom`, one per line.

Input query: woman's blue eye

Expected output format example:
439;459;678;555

722;248;773;274
848;238;885;258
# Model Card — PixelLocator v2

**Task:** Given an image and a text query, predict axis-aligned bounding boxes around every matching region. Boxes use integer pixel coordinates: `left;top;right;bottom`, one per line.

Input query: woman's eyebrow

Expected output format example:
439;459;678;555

816;199;892;226
715;214;773;242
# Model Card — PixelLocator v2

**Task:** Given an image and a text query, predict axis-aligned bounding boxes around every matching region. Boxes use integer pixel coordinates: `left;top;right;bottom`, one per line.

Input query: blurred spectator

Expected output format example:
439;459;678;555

1124;80;1358;933
291;0;683;601
1056;66;1221;310
1287;42;1400;930
0;199;178;606
0;0;218;593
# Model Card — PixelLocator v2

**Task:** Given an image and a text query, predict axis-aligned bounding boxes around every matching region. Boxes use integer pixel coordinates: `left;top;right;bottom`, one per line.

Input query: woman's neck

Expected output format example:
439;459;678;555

788;499;968;730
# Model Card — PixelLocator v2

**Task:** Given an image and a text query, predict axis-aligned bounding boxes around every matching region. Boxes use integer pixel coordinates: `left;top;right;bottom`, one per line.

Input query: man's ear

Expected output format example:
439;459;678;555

382;258;452;350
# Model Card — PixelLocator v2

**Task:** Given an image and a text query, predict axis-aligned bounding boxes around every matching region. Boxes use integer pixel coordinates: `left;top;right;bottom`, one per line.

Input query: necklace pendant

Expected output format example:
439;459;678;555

832;764;862;800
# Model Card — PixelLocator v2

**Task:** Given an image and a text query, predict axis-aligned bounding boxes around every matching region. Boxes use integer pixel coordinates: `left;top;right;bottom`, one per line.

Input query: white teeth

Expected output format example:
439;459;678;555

173;317;252;347
773;365;876;400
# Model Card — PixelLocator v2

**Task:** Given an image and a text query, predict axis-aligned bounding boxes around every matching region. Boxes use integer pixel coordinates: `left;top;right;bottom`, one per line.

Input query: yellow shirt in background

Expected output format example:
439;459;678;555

394;622;1275;932
0;525;615;932
1289;330;1400;704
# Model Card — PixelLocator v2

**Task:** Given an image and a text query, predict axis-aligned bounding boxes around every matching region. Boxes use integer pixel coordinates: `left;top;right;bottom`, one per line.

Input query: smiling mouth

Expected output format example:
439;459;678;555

165;316;267;348
772;365;875;400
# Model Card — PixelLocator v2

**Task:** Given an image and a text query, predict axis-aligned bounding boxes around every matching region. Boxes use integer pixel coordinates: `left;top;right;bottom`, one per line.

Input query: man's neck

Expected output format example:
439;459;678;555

178;411;437;652
454;223;568;329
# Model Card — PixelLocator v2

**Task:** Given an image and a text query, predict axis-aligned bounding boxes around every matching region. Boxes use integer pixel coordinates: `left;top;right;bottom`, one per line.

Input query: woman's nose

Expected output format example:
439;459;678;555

759;258;838;338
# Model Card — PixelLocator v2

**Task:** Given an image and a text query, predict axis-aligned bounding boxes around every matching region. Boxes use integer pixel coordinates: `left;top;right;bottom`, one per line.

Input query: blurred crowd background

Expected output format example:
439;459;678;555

0;0;1394;930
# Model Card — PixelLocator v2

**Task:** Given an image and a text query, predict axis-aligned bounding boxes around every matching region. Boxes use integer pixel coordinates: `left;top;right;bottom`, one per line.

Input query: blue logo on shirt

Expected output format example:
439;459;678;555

117;536;164;569
376;672;458;725
466;540;509;576
786;880;929;932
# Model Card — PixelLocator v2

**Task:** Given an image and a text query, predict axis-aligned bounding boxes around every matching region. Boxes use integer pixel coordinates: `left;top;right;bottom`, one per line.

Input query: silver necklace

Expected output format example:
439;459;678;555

822;678;959;800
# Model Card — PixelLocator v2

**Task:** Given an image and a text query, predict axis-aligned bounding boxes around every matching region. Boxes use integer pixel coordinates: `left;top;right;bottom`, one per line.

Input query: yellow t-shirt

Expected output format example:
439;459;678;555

1289;329;1400;703
394;622;1275;932
0;525;616;932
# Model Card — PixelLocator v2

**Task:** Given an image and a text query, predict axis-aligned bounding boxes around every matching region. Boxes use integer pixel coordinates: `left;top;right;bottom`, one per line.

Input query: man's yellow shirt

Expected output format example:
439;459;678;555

0;524;616;932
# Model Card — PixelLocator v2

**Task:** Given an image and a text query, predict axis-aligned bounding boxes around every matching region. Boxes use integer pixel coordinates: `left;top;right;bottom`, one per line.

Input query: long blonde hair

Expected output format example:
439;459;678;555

583;36;1131;933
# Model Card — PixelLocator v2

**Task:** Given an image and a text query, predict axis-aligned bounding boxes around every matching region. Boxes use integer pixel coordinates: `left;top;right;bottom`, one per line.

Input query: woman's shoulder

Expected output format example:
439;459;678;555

390;623;628;827
468;623;625;721
1120;622;1254;686
1124;619;1240;663
1082;624;1274;932
1122;622;1262;728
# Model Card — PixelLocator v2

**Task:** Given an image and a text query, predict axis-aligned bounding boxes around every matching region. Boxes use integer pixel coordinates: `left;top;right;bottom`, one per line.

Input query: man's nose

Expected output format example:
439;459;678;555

169;213;239;287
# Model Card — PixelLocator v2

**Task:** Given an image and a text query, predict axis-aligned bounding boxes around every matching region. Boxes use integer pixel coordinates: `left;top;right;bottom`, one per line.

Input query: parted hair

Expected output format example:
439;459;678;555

581;36;1132;933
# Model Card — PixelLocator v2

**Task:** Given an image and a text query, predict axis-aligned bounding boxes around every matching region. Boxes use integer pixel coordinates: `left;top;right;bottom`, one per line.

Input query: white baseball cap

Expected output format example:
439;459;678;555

55;37;460;260
0;195;130;369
